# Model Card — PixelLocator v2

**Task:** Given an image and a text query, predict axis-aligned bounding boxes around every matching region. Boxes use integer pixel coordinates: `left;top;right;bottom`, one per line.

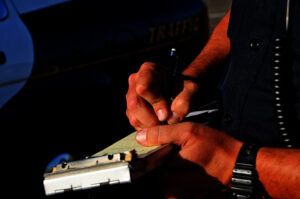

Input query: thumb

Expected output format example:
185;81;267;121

135;123;193;147
168;80;199;124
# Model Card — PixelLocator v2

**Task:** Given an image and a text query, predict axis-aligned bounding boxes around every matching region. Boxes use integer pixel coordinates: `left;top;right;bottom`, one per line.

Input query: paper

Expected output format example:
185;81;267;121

93;132;160;157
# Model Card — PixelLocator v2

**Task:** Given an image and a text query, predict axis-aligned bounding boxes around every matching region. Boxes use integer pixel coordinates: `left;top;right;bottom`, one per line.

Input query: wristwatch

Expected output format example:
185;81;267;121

230;143;261;199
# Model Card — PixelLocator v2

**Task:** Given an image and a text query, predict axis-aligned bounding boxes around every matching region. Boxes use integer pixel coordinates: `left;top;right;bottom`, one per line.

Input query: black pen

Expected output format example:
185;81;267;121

169;47;179;77
167;47;180;102
161;47;179;125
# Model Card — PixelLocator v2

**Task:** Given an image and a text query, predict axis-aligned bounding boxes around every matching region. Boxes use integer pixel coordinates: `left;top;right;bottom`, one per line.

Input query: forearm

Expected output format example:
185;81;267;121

182;11;231;78
256;147;300;198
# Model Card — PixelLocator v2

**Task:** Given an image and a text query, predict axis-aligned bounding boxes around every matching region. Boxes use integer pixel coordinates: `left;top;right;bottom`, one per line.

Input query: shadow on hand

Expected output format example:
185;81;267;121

148;153;229;199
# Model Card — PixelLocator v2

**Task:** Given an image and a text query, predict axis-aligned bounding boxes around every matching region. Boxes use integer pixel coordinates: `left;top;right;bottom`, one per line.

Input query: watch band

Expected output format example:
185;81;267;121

230;143;261;199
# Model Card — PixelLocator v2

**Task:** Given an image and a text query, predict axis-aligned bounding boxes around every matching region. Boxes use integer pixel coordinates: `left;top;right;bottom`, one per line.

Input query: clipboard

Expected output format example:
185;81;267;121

43;132;174;196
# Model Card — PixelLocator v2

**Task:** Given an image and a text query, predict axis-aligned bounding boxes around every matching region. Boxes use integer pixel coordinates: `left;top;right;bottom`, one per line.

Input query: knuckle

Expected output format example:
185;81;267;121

126;96;139;110
173;98;190;115
178;122;197;146
125;92;129;101
183;122;197;136
148;119;159;127
151;97;164;107
129;115;140;127
125;90;131;99
136;83;149;96
157;126;163;144
128;73;136;85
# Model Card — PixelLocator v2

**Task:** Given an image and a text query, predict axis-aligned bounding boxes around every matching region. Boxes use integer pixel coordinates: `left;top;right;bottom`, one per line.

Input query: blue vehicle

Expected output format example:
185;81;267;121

0;0;208;112
1;0;208;198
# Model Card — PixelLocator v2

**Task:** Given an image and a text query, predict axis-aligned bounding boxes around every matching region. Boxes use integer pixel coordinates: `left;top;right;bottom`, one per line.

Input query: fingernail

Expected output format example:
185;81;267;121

168;112;181;124
136;129;147;144
157;109;167;121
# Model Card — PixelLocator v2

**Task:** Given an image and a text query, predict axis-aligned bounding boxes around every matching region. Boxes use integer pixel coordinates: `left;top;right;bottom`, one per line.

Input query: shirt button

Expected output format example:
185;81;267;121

223;114;233;125
249;40;261;51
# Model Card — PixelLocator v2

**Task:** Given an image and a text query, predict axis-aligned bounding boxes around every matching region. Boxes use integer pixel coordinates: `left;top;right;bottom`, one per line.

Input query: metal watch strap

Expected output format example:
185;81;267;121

230;143;261;199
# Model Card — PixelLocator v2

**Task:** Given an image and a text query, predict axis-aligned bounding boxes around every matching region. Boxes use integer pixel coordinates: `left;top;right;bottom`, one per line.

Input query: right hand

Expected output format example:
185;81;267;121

135;122;243;199
126;62;199;130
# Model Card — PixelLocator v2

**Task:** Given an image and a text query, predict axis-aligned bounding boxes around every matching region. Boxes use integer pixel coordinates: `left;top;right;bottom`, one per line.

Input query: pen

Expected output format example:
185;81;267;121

161;47;179;125
169;47;179;77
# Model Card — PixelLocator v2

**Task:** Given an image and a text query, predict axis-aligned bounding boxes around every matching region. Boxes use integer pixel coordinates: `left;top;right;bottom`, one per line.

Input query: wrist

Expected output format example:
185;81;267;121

208;134;243;187
182;64;207;79
223;138;243;186
177;74;201;84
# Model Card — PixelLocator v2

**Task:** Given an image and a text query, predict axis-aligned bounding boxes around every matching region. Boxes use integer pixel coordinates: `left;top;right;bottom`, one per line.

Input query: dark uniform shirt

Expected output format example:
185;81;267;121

219;0;300;147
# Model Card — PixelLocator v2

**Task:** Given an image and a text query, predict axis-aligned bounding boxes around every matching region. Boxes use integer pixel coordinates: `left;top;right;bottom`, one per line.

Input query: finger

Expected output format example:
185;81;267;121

135;62;169;121
168;80;199;124
136;122;197;147
126;74;160;128
126;108;159;130
126;110;142;130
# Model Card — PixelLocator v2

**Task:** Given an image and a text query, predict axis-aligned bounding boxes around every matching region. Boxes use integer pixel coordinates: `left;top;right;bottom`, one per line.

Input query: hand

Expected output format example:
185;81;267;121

126;62;199;130
135;122;243;199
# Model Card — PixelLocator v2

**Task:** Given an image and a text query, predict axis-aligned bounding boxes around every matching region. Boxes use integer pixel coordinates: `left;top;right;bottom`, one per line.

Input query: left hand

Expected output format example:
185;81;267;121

136;122;243;199
125;63;199;130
